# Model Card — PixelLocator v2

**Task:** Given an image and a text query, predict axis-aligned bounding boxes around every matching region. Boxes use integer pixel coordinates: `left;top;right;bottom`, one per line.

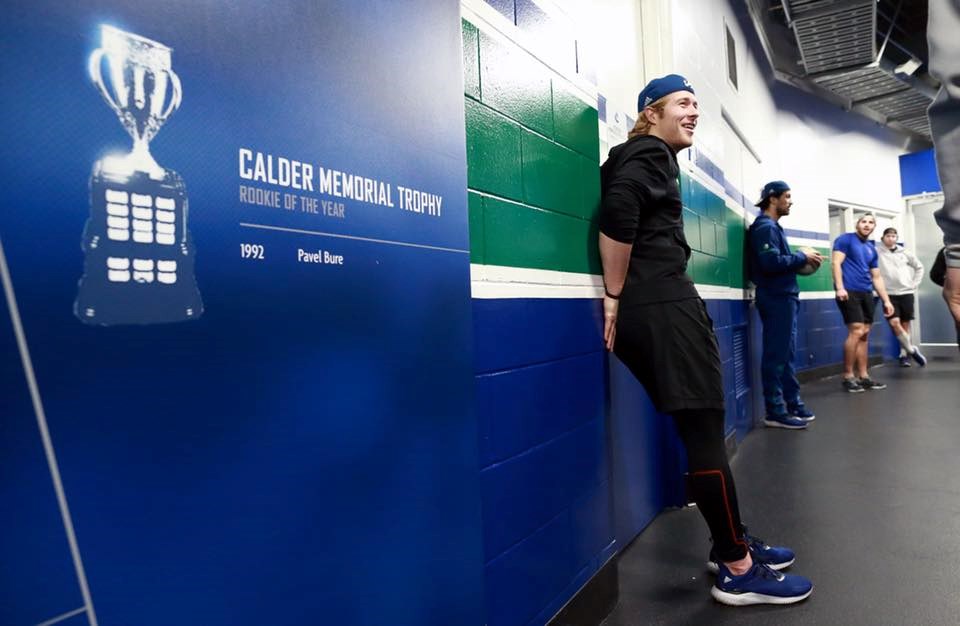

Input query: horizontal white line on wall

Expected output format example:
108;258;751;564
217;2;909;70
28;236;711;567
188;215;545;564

472;264;603;287
471;264;602;298
472;281;602;299
470;265;841;300
472;263;601;298
799;290;839;300
696;284;748;300
787;237;832;248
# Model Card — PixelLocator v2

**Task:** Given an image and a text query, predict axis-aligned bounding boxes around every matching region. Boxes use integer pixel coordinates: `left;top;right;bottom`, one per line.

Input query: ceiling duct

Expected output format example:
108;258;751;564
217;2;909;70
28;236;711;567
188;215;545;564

745;0;935;141
789;0;877;74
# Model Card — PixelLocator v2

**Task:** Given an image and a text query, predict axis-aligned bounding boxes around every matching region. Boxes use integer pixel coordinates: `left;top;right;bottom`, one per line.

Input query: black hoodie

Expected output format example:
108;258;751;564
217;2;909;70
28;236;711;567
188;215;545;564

599;134;697;304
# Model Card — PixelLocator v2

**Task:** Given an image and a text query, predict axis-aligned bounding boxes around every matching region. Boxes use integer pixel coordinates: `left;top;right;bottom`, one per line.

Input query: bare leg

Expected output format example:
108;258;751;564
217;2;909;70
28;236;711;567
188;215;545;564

889;317;911;355
843;323;866;378
856;324;871;378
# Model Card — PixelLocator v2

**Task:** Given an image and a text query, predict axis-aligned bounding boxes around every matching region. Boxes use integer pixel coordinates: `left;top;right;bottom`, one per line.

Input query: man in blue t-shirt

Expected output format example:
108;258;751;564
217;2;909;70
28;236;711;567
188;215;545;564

748;181;822;429
832;214;895;392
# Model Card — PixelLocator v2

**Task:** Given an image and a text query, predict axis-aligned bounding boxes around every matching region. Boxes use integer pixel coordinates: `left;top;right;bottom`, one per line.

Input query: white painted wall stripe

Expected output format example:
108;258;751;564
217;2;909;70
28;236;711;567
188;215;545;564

470;264;838;300
472;281;602;299
799;290;839;300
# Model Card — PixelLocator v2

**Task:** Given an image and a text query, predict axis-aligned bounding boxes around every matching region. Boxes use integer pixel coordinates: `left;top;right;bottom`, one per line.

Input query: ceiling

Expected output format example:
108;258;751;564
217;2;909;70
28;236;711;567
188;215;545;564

744;0;937;142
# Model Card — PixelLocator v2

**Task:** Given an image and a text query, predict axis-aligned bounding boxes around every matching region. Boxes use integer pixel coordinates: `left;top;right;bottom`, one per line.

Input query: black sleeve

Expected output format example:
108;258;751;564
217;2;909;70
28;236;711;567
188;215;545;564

598;141;674;244
931;247;946;287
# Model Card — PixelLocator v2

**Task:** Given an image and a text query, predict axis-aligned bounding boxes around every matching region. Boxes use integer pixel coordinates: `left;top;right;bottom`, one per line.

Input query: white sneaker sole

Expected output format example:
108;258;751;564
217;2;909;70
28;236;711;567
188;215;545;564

707;558;794;574
763;419;807;430
711;586;813;606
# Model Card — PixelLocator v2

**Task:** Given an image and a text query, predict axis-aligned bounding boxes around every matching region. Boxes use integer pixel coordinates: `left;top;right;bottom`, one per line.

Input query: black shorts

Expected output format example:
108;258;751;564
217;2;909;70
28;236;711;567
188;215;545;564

887;294;915;321
836;290;876;325
614;297;724;414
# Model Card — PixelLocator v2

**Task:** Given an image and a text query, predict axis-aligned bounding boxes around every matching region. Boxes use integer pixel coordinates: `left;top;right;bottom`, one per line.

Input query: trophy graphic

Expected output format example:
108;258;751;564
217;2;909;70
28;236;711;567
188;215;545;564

75;25;203;325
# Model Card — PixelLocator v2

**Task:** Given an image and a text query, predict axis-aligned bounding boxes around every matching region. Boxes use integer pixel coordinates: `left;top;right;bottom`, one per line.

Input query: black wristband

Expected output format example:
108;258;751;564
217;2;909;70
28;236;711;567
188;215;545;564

604;288;621;300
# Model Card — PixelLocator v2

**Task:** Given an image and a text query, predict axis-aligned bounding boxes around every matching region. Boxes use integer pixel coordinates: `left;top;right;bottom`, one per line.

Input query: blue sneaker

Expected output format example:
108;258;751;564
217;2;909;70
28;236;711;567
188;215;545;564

910;348;927;367
712;561;813;606
707;531;795;573
788;405;815;422
763;413;808;429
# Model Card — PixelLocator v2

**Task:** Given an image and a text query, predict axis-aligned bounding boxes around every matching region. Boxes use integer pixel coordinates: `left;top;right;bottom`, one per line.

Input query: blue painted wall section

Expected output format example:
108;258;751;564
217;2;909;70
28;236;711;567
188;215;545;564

470;295;871;625
608;358;687;547
473;298;615;626
0;2;485;625
899;148;942;196
793;299;891;371
0;294;87;625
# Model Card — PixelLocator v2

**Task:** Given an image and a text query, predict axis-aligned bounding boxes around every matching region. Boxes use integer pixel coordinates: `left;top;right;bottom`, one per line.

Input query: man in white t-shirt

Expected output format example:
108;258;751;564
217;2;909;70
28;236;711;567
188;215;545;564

876;228;927;367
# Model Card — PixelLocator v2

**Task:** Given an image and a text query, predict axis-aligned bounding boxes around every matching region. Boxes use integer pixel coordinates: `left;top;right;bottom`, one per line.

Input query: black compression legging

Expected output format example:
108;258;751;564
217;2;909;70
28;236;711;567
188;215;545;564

672;408;748;562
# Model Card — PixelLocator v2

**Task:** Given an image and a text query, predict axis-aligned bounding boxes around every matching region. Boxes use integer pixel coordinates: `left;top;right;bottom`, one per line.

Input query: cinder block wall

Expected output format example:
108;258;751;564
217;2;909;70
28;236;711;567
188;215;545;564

461;2;893;625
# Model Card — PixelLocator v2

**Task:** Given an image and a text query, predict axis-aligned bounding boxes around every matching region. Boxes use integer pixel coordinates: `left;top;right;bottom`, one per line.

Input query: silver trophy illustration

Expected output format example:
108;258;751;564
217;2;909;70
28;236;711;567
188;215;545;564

75;25;203;325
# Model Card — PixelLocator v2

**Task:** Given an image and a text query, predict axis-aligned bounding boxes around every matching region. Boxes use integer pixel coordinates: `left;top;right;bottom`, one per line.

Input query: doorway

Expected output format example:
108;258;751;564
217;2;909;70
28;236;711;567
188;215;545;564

908;194;956;350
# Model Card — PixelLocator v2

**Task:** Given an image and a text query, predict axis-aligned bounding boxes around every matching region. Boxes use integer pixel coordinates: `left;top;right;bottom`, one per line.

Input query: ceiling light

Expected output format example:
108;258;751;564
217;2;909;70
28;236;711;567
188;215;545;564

895;58;922;76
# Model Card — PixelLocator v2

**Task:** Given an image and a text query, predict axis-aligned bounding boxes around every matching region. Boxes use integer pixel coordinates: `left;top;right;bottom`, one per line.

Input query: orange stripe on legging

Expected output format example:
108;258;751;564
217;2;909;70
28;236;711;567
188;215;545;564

691;469;749;552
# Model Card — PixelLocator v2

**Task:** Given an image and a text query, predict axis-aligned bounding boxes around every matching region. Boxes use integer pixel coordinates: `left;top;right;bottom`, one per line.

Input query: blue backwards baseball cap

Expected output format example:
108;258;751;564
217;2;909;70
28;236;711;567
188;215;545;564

637;74;695;111
755;180;790;207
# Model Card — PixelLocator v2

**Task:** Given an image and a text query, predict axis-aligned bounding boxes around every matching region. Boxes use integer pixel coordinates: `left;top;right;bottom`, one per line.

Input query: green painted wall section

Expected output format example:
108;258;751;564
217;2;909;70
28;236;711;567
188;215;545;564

463;19;600;276
462;19;831;293
681;172;743;289
796;247;834;291
680;172;834;291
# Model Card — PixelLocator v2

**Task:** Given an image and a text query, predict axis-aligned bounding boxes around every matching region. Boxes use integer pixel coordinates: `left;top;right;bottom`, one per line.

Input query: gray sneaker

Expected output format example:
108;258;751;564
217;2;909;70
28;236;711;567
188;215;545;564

858;377;887;390
842;378;864;393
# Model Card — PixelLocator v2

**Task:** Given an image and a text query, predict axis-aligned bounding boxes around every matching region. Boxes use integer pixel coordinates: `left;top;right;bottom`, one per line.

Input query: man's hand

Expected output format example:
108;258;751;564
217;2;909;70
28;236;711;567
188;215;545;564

836;287;849;301
882;299;895;318
603;295;619;352
801;248;823;268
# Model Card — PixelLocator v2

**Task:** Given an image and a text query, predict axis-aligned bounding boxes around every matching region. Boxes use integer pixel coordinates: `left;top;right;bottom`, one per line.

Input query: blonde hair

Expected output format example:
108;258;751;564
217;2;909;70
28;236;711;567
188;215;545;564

628;98;668;139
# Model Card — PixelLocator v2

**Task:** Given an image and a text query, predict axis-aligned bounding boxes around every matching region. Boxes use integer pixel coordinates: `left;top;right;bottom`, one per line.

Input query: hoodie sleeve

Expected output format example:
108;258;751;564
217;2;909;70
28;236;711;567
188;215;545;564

599;141;673;244
907;249;925;289
751;221;807;275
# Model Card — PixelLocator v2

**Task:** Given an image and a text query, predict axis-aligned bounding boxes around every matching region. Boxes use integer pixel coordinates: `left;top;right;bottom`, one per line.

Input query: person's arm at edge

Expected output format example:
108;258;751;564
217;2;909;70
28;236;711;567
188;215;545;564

944;267;960;328
832;249;847;300
600;233;631;351
871;267;895;317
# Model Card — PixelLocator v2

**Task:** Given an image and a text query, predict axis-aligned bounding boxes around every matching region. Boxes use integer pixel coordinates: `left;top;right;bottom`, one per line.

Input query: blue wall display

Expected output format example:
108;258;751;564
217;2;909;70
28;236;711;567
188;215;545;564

0;2;485;625
899;149;942;197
